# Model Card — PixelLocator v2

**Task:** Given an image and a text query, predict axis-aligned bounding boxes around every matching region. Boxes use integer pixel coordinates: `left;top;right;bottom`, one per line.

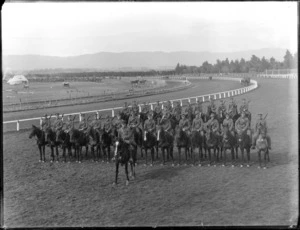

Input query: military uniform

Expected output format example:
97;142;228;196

191;114;204;132
239;101;249;114
113;117;123;131
228;99;238;118
41;116;51;131
252;115;271;149
179;116;191;134
154;103;162;115
122;104;131;116
193;101;203;113
164;101;173;114
235;115;250;135
173;103;182;116
218;102;227;115
90;118;102;130
222;117;234;136
78;119;88;133
118;126;135;146
143;116;156;135
158;113;172;133
141;103;150;114
132;102;139;115
64;118;74;132
205;117;219;134
103;118;112;134
207;101;217;115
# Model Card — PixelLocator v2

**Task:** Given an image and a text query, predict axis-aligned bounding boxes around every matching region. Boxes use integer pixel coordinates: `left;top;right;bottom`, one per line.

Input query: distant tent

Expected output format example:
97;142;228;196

7;75;28;85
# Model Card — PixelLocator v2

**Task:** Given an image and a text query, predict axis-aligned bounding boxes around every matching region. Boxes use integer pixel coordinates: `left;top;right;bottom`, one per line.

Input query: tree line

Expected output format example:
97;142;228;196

175;50;298;74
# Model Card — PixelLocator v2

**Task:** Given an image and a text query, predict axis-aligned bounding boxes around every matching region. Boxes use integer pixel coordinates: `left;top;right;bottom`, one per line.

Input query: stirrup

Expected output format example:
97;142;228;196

129;157;133;163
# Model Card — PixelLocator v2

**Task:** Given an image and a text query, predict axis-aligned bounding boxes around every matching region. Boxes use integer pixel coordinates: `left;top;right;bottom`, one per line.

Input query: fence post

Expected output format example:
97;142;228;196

17;120;20;131
219;93;221;99
139;105;142;113
112;109;115;117
40;118;43;127
79;113;82;122
96;111;99;119
196;97;198;102
162;103;164;109
214;94;217;100
180;100;183;106
171;101;174;108
150;104;153;110
188;98;191;103
202;96;205;102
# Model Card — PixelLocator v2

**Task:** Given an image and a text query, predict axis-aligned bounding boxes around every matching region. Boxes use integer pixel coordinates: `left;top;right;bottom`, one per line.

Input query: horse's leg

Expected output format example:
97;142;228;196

208;148;211;166
156;142;159;160
185;147;188;165
264;150;267;168
258;150;262;168
161;148;165;165
178;147;181;165
125;163;129;186
150;148;154;166
240;148;244;167
86;146;89;159
144;148;148;166
50;146;54;162
198;147;202;166
114;161;119;185
223;148;226;166
107;146;111;163
43;145;46;162
38;145;42;162
56;146;59;162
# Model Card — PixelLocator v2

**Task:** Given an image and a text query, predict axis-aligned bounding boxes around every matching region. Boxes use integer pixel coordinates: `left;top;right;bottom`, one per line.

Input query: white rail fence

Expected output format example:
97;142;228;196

3;77;258;132
257;74;297;79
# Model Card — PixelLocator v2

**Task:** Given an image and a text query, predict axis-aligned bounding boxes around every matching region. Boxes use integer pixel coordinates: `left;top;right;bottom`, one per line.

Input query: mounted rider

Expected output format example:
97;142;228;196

122;101;131;117
154;100;162;119
132;100;139;115
64;115;75;133
172;101;182;121
143;111;156;137
205;112;220;135
113;111;124;131
222;112;235;136
52;113;64;141
164;100;173;114
89;113;102;130
193;100;203;114
102;115;113;135
78;113;88;134
191;110;204;133
158;109;173;135
235;110;250;136
178;112;191;135
128;110;142;137
218;100;227;117
141;101;150;115
41;114;52;141
207;98;217;116
251;113;271;150
228;97;238;118
239;98;251;118
117;120;135;162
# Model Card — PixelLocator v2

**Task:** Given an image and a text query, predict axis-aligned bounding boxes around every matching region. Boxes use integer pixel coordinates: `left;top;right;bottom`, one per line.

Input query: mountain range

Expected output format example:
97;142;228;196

3;48;287;72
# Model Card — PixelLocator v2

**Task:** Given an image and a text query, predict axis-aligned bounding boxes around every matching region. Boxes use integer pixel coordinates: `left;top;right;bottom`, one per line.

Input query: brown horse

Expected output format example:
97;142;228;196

156;126;174;166
220;128;236;167
190;130;205;166
204;129;219;166
175;126;190;165
143;130;157;166
236;130;251;167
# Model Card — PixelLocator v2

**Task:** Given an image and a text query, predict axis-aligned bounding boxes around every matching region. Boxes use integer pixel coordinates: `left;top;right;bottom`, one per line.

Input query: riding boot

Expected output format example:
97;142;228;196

267;136;271;150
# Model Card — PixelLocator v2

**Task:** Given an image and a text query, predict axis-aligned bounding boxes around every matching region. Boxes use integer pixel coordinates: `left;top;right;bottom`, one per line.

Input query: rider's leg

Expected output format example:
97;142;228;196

267;135;271;149
251;132;258;148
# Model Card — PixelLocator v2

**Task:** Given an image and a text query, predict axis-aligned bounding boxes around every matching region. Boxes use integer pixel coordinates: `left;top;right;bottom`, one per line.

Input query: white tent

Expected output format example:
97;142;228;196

7;75;28;85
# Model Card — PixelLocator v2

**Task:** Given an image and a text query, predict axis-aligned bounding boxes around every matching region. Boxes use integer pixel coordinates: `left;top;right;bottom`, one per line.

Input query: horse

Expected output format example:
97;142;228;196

236;130;251;167
69;128;89;163
220;128;236;167
142;130;157;166
29;125;47;162
113;138;136;186
255;132;270;169
174;126;190;165
45;127;60;162
139;112;148;128
217;109;226;125
156;126;174;166
130;126;143;160
96;128;114;162
119;111;130;125
190;130;205;166
204;129;220;166
87;127;101;162
56;130;73;162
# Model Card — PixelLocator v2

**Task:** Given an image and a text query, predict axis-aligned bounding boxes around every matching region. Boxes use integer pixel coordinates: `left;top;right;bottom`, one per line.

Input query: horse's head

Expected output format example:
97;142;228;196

29;125;39;139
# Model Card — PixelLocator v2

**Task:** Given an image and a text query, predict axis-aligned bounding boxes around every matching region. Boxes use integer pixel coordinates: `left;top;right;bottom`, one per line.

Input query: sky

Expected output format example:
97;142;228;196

2;2;298;57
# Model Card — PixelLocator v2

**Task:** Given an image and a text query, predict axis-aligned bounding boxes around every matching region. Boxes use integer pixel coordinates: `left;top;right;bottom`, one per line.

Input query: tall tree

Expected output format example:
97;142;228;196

283;50;294;69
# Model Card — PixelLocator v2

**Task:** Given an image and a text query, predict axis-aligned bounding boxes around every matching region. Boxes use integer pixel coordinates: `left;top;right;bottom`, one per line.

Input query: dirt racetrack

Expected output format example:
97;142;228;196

3;77;298;227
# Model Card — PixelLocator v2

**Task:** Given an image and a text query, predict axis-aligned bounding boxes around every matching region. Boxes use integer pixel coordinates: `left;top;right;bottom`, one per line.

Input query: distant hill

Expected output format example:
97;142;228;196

3;48;287;71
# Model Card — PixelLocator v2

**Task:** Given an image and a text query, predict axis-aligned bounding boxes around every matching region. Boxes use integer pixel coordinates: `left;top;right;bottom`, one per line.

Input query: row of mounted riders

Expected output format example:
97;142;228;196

29;99;271;171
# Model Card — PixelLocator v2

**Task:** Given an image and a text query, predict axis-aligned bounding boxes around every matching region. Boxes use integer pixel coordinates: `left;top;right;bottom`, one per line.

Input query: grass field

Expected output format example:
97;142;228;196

3;77;298;227
2;78;166;105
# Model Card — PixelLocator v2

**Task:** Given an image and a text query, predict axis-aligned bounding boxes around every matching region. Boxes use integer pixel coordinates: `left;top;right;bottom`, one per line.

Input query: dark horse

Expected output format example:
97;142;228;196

174;126;190;165
236;130;251;167
97;128;117;162
142;130;157;166
113;138;136;185
29;125;46;162
255;132;270;169
156;126;174;166
204;129;220;166
190;129;205;166
220;128;237;167
87;127;101;162
69;128;89;163
45;127;60;162
56;130;73;162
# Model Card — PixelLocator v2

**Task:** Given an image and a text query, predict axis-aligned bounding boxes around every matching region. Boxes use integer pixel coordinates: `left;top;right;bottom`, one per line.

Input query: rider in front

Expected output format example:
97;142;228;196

178;112;191;135
251;113;271;150
128;110;142;138
158;109;173;135
228;97;238;118
90;113;102;130
222;112;235;136
205;112;220;135
117;120;135;163
191;110;204;132
207;99;217;116
103;115;113;135
64;115;74;133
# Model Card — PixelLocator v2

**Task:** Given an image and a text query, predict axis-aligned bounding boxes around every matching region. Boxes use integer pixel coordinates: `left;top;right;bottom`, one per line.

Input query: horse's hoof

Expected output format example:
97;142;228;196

184;163;187;166
222;164;225;167
247;164;250;167
240;165;243;168
39;160;41;162
50;160;53;163
112;182;116;186
208;164;211;167
199;164;202;167
56;161;59;163
171;164;174;167
214;165;216;167
79;161;81;164
160;163;164;166
126;180;129;186
144;164;147;167
258;166;261;169
102;160;105;163
68;161;70;163
263;167;267;169
231;165;234;168
150;164;153;167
